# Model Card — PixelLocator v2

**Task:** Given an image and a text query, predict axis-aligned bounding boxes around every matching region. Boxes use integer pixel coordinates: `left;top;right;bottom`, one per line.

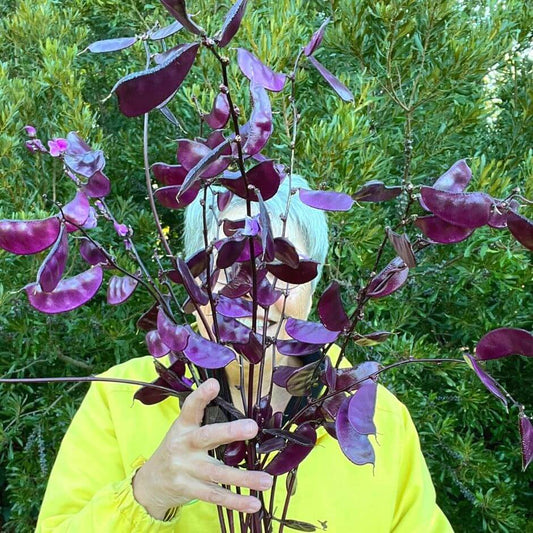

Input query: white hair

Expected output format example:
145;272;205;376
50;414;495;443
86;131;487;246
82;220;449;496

184;175;329;289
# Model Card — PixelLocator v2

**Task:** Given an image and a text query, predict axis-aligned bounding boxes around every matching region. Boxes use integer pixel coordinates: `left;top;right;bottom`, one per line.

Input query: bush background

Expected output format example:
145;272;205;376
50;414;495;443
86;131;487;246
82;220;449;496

0;0;532;531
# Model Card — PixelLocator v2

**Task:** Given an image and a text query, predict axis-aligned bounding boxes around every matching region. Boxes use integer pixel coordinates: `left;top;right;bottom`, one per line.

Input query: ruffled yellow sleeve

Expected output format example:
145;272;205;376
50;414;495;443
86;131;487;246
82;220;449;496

35;379;181;533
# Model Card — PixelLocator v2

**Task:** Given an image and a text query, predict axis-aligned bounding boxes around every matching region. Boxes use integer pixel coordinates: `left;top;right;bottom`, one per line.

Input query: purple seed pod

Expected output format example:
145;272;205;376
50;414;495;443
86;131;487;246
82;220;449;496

367;257;409;299
237;48;286;92
414;215;475;244
136;303;159;331
157;310;189;352
86;36;138;53
347;382;377;436
150;20;184;40
145;330;171;358
216;0;248;48
335;361;380;392
285;317;339;344
265;423;317;475
154;183;201;210
266;259;318;285
84;171;111;198
183;329;235;368
176;256;209;305
223;440;247;466
352;180;402;203
62;191;90;231
519;414;532;471
353;331;391;347
307;56;353;102
507;210;533;251
36;224;68;293
0;216;61;255
203;93;230;129
112;42;200;117
317;281;351;332
285;360;321;396
78;237;110;267
385;228;416;268
242;84;273;156
298;189;354;211
336;395;375;466
475;328;533;361
464;353;508;410
160;0;204;36
303;17;330;57
25;265;103;314
420;187;493;229
107;275;138;305
276;339;323;356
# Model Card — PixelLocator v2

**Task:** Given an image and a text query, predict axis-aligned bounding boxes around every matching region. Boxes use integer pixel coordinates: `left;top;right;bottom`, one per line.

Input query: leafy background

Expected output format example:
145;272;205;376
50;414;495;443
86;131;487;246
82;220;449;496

0;0;532;531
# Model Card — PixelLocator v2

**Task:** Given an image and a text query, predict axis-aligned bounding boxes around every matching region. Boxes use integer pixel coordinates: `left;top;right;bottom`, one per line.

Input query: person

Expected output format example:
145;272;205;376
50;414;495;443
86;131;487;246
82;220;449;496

36;176;453;532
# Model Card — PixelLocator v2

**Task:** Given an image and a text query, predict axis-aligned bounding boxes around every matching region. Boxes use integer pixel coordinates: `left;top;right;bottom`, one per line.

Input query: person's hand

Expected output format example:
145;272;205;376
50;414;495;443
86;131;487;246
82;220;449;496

132;378;273;520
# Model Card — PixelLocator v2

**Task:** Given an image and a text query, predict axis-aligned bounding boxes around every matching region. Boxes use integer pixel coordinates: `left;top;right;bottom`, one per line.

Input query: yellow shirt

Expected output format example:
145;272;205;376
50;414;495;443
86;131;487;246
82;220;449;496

36;354;453;532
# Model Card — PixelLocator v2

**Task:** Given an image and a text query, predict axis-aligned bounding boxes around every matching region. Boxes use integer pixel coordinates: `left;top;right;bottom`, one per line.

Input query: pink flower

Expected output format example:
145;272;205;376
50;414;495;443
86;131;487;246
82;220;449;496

48;138;68;157
114;222;129;237
24;125;37;137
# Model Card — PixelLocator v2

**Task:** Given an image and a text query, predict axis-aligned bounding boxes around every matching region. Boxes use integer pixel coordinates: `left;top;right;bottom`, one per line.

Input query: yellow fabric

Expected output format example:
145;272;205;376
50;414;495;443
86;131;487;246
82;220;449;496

36;354;453;532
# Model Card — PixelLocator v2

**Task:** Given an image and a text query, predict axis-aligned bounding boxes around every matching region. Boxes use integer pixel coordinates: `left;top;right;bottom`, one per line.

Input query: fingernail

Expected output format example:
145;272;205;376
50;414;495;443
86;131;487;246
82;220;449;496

259;475;273;490
245;420;257;434
248;499;261;513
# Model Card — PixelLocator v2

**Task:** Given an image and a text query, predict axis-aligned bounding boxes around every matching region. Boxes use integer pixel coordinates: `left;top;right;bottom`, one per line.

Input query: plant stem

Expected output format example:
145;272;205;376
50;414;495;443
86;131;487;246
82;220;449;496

277;469;297;533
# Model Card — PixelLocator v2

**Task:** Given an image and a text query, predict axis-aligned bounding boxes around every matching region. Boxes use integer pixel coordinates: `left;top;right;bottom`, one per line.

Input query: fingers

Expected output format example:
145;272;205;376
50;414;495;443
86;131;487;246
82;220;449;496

192;481;262;514
190;419;258;451
178;378;220;427
203;459;273;492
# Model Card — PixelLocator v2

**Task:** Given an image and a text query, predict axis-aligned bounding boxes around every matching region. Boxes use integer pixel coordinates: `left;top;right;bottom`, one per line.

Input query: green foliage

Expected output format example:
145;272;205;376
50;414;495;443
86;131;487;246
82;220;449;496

0;0;531;531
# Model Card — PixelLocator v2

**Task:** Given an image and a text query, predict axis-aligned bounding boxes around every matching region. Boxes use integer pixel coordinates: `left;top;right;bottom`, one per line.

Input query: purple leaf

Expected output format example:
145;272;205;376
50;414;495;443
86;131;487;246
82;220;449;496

414;215;475;244
276;339;323;356
298;189;354;211
176;256;209;305
352;180;402;203
353;331;391;347
265;423;316;475
107;275;138;305
303;18;330;56
386;228;416;268
154;183;200;209
87;36;138;53
336;395;375;466
160;0;204;35
237;48;286;92
84;171;111;198
286;360;321;396
137;303;159;331
112;42;200;117
286;317;339;344
25;265;103;314
347;382;377;435
336;361;380;392
321;392;345;420
81;207;98;230
519;415;533;471
157;309;189;352
242;84;273;156
367;257;409;299
145;330;171;358
186;249;209;278
273;237;299;269
36;225;68;292
257;192;275;261
150;20;183;40
464;354;508;410
433;159;472;191
267;259;318;285
0;216;60;255
507;210;533;251
420;187;493;228
152;163;188;186
307;56;353;102
184;329;235;368
223;441;247;466
62;191;90;231
216;295;253;318
216;0;248;47
322;356;337;390
79;237;110;267
203;93;230;129
475;328;533;361
317;281;350;332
